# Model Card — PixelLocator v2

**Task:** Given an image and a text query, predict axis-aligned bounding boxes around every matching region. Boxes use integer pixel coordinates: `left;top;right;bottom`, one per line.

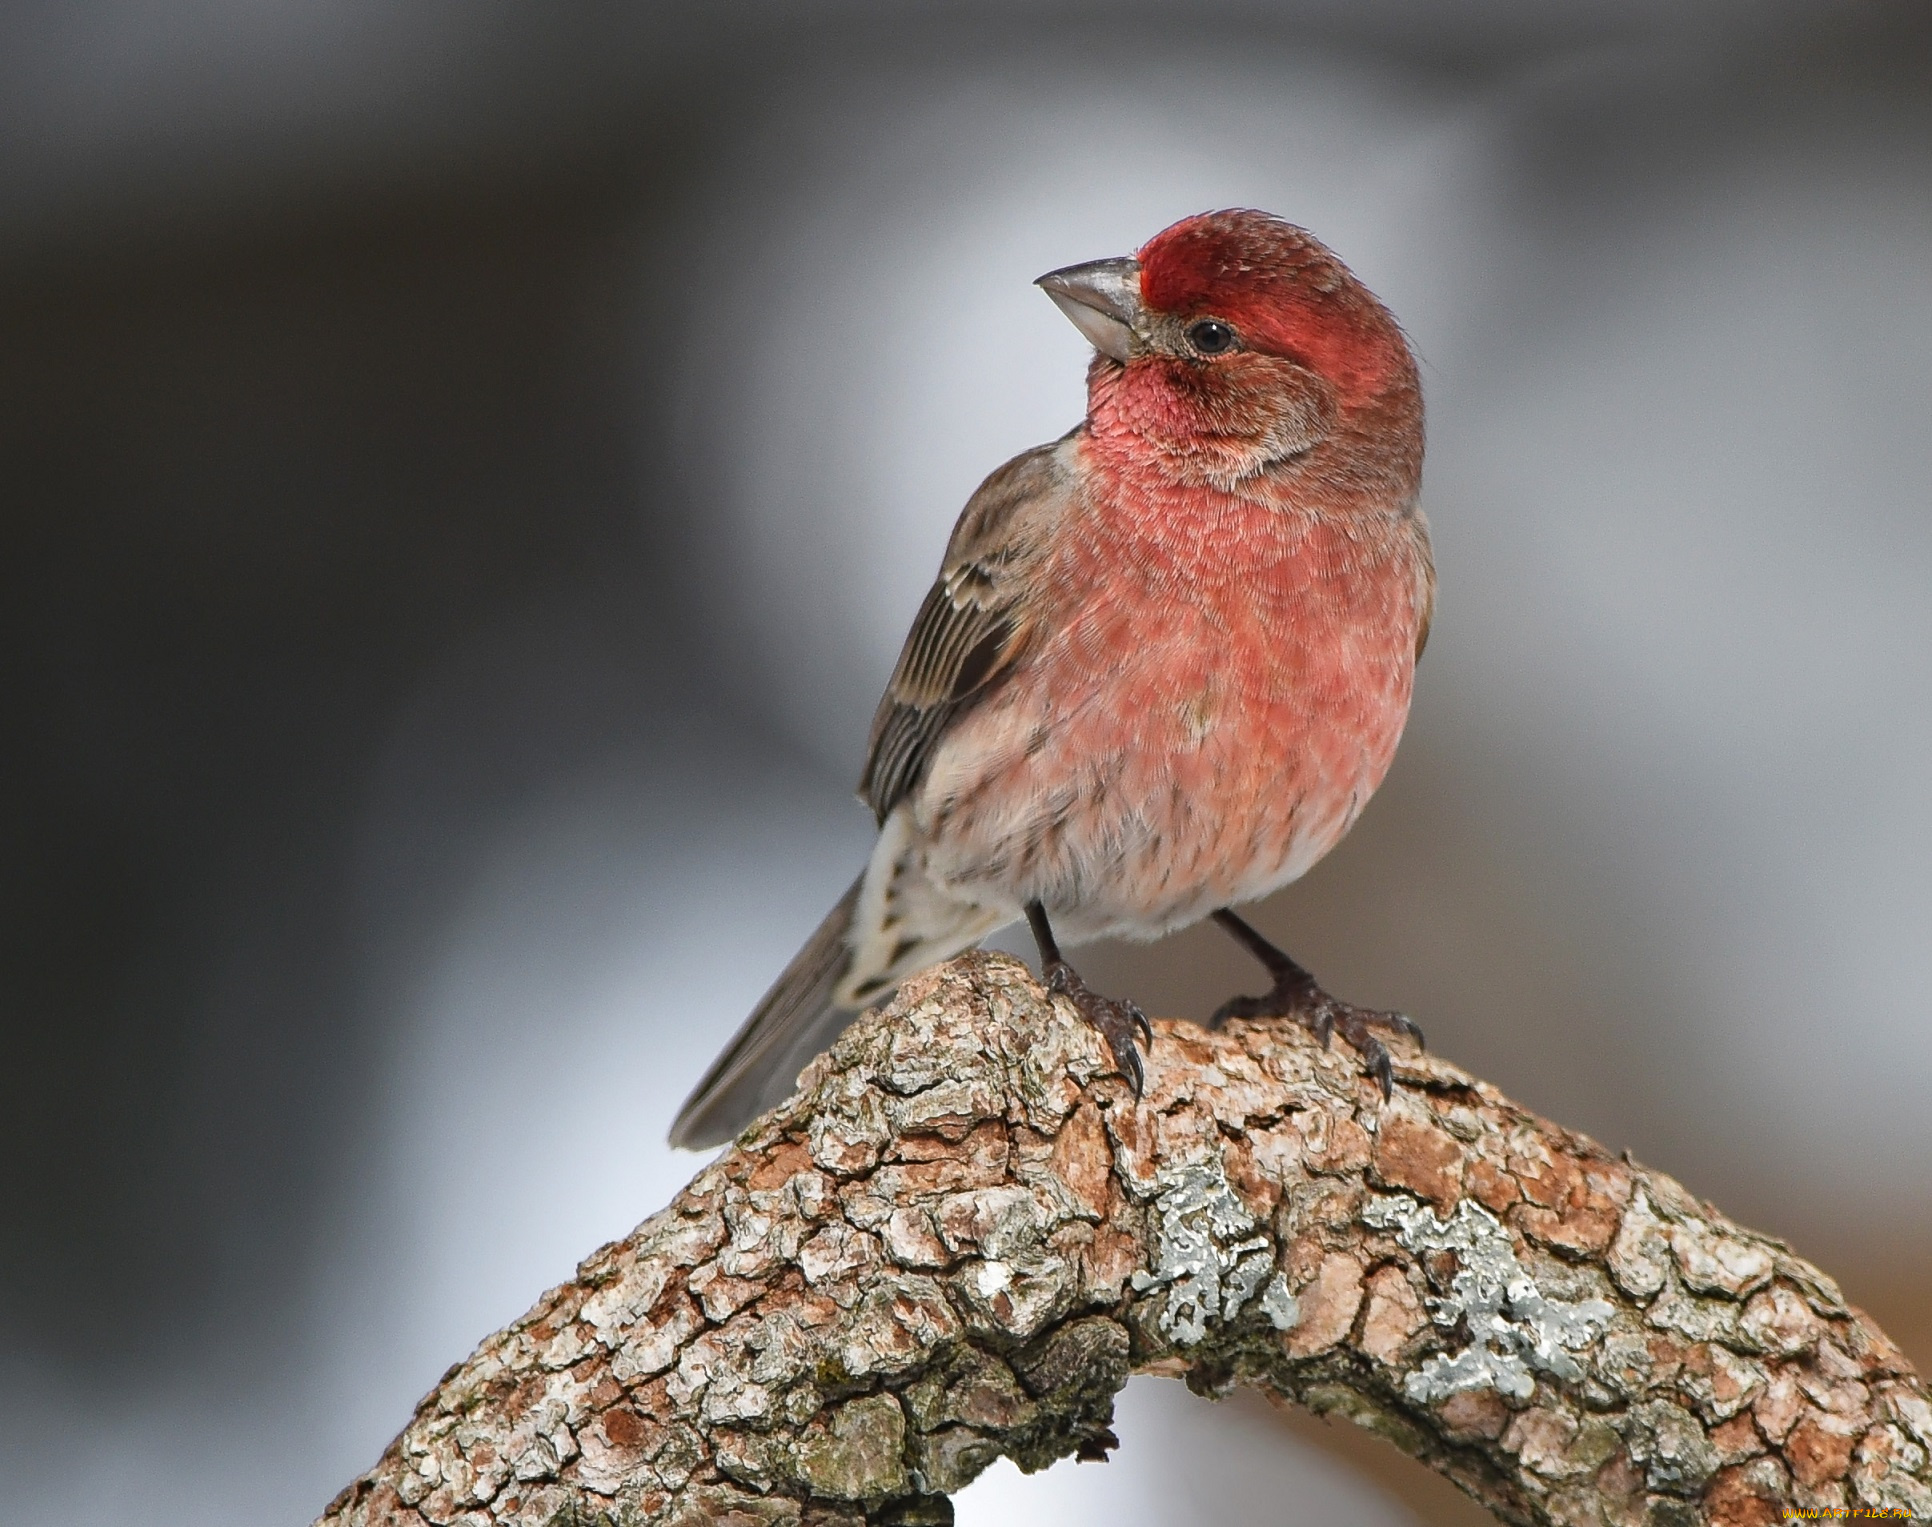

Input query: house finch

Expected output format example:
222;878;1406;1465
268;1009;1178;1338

672;209;1431;1150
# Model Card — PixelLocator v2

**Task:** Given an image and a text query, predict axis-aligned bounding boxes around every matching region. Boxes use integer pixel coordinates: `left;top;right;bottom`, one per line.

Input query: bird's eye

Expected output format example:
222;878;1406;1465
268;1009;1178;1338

1186;319;1237;356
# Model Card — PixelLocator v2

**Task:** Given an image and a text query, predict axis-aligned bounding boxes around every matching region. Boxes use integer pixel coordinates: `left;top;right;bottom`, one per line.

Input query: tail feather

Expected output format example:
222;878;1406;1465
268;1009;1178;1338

669;879;862;1150
671;820;1020;1149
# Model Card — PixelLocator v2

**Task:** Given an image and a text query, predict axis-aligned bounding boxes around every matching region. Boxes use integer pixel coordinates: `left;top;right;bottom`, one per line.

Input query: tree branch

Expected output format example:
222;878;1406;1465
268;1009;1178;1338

319;952;1932;1527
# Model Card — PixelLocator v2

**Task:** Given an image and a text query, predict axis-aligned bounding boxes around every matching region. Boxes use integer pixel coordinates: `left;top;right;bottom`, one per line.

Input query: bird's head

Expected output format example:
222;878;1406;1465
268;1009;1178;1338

1037;209;1419;488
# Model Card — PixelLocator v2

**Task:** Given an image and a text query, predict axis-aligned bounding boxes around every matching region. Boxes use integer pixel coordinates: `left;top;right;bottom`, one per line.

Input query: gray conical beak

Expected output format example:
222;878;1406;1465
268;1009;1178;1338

1035;256;1143;362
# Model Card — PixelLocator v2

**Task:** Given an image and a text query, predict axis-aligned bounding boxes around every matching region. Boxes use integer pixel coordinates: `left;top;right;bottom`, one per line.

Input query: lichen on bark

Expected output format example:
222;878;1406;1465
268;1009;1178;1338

319;951;1932;1527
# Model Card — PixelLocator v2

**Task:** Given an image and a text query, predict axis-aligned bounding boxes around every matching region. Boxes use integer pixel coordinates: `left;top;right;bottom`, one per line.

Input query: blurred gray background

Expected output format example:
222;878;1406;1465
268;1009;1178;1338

1;3;1927;1523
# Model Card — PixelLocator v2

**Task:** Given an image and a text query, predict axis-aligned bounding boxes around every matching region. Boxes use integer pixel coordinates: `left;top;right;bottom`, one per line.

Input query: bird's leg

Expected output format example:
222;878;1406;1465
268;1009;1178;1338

1026;901;1152;1095
1208;909;1422;1099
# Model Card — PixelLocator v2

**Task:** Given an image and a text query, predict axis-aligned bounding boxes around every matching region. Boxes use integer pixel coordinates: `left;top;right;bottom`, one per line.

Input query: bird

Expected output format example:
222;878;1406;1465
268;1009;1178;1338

671;208;1432;1150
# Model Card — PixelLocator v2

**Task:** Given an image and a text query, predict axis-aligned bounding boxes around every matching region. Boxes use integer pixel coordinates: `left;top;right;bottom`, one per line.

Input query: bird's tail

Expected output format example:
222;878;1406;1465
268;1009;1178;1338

671;816;1019;1148
669;878;864;1150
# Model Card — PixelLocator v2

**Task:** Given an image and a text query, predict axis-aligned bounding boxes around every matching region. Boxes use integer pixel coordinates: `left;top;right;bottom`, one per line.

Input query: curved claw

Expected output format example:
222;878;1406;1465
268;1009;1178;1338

1360;1037;1395;1100
1389;1011;1426;1051
1331;1011;1414;1098
1045;960;1150;1097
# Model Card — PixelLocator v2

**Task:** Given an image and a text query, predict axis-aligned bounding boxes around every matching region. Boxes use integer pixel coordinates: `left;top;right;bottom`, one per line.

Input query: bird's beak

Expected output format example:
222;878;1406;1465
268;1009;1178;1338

1035;256;1143;363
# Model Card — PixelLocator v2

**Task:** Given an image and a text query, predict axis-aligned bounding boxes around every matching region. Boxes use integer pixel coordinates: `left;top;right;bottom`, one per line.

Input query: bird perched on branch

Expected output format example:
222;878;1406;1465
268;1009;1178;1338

672;209;1432;1150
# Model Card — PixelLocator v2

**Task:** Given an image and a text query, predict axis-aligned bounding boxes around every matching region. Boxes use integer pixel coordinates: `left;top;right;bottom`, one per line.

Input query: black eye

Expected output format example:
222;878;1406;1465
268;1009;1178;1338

1186;319;1237;356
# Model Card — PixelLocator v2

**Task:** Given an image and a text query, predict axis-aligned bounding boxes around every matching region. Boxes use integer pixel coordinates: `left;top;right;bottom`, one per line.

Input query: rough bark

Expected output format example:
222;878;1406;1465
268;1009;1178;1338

319;952;1932;1527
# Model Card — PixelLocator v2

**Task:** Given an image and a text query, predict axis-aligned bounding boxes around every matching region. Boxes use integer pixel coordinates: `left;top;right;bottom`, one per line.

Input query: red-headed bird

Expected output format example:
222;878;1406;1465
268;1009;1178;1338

672;209;1432;1149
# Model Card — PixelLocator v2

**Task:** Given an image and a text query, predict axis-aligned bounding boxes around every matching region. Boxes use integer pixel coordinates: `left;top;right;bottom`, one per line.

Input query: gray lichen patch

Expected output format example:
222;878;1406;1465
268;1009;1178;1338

1128;1152;1277;1346
1363;1194;1613;1405
1256;1273;1301;1332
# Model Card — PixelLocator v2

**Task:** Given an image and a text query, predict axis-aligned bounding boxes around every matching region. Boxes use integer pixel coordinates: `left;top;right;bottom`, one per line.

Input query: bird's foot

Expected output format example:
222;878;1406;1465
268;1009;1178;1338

1045;960;1152;1096
1210;976;1422;1099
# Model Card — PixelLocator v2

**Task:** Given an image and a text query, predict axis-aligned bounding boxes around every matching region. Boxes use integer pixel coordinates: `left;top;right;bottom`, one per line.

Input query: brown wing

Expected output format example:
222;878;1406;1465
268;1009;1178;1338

859;440;1073;822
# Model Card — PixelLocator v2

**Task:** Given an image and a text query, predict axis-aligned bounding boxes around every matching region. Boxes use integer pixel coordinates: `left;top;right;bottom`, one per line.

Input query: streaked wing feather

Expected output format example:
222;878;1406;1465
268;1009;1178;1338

860;591;1020;819
859;442;1070;821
